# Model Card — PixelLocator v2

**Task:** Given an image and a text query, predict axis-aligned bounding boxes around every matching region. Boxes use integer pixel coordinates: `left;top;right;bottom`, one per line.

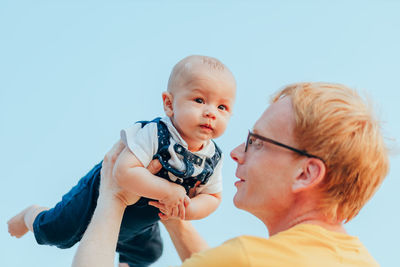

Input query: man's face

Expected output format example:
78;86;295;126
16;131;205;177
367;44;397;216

230;97;300;220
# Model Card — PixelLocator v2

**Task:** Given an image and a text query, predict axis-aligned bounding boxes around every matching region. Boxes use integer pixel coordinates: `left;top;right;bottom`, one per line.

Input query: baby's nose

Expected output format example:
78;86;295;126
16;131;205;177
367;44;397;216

204;106;216;118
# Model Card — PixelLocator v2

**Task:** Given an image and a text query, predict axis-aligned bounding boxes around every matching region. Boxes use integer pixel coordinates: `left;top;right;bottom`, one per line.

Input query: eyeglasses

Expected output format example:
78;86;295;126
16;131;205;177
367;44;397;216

245;130;324;162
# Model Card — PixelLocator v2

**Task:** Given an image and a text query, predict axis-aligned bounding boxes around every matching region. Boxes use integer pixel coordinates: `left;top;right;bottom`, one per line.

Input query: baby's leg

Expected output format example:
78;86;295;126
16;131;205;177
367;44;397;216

8;205;48;238
118;223;163;267
32;163;102;248
8;161;103;248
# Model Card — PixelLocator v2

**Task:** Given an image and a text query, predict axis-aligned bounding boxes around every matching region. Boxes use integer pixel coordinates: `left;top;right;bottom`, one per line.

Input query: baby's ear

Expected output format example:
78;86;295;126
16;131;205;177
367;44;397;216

162;91;174;117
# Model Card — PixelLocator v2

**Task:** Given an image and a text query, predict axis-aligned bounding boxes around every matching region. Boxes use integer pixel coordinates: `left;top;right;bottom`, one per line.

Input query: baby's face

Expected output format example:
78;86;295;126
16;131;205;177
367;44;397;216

167;64;236;151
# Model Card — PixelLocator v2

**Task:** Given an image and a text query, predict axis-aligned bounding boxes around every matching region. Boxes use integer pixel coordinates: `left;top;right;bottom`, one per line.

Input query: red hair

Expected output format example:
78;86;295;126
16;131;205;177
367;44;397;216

273;82;389;222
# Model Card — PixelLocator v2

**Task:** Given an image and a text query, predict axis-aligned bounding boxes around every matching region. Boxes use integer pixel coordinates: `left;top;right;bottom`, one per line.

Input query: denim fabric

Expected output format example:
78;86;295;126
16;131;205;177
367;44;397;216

33;162;162;266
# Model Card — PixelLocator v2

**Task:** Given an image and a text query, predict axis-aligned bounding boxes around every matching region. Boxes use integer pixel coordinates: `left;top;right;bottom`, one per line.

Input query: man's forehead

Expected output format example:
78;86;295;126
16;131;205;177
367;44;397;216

253;97;295;139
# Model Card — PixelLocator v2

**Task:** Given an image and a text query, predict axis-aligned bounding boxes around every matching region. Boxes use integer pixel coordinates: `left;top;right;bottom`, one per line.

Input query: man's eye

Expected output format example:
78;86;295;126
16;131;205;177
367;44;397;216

255;140;263;149
194;98;204;104
218;105;227;111
249;137;263;149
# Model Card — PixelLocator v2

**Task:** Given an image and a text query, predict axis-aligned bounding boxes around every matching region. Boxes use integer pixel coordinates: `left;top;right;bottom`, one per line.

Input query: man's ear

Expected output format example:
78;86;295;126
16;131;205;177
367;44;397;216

162;91;174;117
292;158;326;193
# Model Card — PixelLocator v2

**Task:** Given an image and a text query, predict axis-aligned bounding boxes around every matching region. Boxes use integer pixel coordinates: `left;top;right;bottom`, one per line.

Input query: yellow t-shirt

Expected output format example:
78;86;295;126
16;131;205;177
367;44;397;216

180;224;379;267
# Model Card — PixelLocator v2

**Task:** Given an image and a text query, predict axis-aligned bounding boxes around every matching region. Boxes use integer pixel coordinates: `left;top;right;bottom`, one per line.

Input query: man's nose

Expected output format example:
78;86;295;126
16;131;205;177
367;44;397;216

230;143;245;164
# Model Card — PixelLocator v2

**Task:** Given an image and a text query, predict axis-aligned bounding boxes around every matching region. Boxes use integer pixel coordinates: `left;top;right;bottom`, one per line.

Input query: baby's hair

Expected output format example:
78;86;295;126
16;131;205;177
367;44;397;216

167;55;229;92
199;56;226;71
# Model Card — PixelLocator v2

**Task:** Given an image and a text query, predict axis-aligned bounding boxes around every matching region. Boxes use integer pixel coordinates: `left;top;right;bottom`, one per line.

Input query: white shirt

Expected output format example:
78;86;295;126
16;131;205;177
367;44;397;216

120;117;223;195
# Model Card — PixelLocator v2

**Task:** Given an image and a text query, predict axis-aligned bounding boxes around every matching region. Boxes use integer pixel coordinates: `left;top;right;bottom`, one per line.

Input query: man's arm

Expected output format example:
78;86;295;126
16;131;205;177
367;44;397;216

162;219;210;262
72;140;164;267
71;189;126;267
72;141;127;267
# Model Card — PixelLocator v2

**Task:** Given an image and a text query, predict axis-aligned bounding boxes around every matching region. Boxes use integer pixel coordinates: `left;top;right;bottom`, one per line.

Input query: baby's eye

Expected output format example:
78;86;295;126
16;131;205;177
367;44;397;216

194;98;204;104
218;105;227;111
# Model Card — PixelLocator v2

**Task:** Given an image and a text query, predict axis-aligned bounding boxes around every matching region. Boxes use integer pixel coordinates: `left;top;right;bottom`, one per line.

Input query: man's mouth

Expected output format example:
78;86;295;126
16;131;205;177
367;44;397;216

235;180;244;186
234;176;245;186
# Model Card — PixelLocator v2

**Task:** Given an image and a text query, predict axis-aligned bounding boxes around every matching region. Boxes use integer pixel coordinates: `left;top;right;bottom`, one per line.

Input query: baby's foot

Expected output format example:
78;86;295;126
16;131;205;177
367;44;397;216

7;207;31;238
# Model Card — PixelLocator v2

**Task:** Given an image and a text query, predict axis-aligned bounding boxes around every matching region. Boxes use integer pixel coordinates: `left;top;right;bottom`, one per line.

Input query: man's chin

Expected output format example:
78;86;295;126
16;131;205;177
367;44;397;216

232;194;242;209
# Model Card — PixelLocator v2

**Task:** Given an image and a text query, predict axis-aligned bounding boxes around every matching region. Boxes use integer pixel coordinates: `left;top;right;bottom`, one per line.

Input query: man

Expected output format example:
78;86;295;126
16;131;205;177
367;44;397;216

73;82;389;267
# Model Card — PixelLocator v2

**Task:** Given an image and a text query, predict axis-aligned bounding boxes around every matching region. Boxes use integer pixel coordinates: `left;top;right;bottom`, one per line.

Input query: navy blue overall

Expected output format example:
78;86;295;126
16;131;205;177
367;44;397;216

32;118;222;267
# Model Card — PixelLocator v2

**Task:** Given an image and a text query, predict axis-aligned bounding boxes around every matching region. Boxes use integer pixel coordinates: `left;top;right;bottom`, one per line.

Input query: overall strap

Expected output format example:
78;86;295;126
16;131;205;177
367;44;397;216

137;117;171;155
136;117;175;172
194;140;222;184
182;141;222;196
135;117;177;181
152;121;202;179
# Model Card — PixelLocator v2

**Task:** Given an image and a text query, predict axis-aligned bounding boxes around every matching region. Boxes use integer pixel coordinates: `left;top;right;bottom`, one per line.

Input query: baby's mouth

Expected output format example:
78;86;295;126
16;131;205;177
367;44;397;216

200;124;213;131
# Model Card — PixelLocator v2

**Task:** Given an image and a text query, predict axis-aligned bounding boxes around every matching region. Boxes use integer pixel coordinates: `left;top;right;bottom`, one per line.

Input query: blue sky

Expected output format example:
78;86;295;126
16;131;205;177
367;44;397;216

1;1;399;266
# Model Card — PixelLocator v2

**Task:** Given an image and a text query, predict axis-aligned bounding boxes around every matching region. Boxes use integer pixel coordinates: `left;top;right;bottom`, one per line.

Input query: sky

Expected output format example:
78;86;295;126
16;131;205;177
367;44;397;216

1;1;399;266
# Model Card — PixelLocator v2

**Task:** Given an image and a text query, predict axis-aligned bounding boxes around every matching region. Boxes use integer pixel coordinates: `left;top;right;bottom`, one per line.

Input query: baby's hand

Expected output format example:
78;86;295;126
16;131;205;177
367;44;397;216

161;183;189;208
148;200;189;220
150;185;190;220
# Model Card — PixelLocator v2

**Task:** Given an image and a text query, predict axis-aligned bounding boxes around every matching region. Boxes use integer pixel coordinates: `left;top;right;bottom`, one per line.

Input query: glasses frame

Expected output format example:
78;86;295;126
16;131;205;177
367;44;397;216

245;130;325;162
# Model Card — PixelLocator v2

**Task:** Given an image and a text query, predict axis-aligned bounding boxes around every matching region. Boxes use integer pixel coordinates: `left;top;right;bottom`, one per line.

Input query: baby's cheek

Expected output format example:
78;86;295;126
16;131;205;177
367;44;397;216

217;122;228;137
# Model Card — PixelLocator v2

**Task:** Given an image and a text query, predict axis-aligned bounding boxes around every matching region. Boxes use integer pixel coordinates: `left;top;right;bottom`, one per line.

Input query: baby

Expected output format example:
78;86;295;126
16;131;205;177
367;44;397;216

8;55;236;267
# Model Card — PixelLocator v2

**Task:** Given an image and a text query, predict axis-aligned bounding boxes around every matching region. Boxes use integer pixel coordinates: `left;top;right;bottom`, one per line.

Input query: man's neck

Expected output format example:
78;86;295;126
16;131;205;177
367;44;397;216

266;211;346;236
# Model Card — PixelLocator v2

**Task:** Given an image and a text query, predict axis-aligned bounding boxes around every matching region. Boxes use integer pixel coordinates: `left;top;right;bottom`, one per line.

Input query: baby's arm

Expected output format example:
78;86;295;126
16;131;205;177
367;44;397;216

114;146;189;215
184;192;222;220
